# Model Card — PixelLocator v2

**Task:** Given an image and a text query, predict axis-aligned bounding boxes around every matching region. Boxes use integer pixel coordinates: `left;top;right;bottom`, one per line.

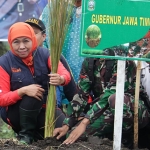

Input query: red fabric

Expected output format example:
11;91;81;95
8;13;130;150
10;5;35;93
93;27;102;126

42;104;46;108
8;22;38;74
88;95;93;104
0;66;21;107
144;30;150;38
48;58;71;85
22;56;34;74
80;75;86;79
7;118;13;127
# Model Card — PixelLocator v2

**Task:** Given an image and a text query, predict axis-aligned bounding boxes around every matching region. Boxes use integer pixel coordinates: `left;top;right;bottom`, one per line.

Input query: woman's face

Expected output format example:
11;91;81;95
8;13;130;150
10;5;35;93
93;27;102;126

12;37;32;58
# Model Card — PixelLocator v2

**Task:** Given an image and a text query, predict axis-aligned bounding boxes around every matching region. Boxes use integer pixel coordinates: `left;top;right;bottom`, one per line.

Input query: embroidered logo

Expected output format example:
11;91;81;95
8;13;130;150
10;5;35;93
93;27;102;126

25;18;39;26
88;0;95;11
11;68;21;73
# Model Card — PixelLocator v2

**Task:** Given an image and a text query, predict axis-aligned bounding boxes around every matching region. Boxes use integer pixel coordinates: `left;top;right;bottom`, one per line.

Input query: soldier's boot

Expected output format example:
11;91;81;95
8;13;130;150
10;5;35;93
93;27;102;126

18;107;40;144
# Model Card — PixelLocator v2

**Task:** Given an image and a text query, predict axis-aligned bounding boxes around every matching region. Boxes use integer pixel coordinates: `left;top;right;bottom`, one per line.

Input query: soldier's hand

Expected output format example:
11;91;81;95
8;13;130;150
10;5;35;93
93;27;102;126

53;125;69;140
63;118;90;145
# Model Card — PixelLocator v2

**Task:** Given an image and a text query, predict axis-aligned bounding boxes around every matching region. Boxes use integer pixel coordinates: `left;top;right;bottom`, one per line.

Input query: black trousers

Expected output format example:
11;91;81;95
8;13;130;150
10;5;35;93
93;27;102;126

0;96;65;139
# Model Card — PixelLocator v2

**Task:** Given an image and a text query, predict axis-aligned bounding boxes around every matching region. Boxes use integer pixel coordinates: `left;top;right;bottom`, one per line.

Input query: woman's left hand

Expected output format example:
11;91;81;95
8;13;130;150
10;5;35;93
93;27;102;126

48;73;65;85
63;118;90;145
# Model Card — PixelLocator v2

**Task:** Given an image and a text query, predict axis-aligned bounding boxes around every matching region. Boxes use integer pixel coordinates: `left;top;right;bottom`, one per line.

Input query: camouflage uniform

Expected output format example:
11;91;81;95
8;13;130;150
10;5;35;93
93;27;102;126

63;58;150;136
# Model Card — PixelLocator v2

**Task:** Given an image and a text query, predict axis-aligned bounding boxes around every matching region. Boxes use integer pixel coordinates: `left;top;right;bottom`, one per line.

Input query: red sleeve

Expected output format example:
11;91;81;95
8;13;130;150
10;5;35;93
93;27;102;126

48;57;71;85
0;66;21;107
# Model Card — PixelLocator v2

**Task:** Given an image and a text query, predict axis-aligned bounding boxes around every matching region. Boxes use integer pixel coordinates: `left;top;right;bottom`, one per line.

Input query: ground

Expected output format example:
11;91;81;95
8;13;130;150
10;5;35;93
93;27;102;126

0;135;149;150
0;119;149;150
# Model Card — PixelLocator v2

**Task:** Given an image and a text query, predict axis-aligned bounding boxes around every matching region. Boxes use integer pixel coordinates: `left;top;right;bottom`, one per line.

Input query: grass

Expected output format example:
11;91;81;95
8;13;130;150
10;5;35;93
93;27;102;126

0;118;15;139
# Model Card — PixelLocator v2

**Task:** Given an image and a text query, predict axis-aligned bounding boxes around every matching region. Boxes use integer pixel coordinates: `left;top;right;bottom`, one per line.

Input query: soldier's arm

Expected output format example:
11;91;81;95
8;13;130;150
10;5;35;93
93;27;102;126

77;58;94;99
70;58;94;112
63;58;93;129
84;89;114;123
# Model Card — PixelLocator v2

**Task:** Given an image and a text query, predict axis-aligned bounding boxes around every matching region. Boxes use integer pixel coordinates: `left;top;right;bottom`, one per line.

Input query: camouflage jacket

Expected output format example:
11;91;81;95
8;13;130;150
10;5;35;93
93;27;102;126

63;58;136;128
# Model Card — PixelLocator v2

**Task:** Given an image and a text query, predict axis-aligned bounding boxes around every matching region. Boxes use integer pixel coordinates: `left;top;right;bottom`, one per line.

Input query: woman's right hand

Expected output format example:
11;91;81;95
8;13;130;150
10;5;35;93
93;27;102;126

18;84;45;101
53;125;69;140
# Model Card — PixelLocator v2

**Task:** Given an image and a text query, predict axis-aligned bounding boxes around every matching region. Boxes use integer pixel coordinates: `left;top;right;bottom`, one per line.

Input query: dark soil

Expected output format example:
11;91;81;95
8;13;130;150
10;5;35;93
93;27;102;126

0;118;149;150
0;136;149;150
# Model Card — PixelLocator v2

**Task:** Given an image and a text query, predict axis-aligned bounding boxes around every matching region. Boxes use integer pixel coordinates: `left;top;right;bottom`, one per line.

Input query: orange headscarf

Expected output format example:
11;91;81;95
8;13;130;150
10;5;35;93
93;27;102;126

8;22;37;69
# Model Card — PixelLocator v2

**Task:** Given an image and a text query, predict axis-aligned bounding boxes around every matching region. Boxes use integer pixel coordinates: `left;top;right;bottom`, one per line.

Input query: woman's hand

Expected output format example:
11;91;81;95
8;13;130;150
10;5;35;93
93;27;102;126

48;73;65;85
18;84;45;101
63;118;90;145
53;125;69;139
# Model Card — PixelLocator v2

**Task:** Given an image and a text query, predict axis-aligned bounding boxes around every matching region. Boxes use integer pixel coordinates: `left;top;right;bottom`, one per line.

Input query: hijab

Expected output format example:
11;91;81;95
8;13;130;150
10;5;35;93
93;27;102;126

8;22;37;68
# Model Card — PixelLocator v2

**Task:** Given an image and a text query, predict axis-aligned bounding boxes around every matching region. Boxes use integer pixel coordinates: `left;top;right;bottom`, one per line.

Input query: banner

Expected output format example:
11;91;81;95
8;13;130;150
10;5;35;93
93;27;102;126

80;0;150;61
0;0;47;41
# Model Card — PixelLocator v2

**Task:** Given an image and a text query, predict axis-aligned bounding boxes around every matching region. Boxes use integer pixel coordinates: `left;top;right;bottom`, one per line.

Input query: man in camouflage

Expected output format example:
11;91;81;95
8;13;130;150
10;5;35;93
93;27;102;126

53;57;150;147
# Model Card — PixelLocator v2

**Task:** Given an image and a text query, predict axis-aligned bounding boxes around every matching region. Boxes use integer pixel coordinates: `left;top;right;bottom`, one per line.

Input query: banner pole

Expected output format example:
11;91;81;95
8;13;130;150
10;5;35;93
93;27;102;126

134;61;141;148
113;60;125;150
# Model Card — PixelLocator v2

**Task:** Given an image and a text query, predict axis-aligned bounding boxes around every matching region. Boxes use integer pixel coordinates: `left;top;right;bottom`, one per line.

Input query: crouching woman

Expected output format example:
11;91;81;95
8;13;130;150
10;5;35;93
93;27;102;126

0;22;71;144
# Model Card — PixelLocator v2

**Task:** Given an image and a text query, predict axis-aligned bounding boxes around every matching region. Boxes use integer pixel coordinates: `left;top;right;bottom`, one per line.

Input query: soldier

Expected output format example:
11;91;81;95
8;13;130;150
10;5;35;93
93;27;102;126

53;57;150;149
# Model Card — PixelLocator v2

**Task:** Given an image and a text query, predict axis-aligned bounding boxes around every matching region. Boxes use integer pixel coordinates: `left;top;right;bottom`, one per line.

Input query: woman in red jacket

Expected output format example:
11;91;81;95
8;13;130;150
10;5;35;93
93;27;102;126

0;22;71;144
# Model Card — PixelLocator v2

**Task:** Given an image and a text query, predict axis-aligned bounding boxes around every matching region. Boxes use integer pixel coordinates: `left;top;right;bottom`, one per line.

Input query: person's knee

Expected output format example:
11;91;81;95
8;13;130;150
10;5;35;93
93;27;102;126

20;95;42;110
55;108;65;128
0;107;7;124
108;94;130;109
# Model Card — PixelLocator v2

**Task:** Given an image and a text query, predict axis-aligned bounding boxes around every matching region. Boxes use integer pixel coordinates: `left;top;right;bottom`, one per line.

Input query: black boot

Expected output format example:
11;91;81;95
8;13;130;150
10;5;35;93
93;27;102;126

19;107;41;144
